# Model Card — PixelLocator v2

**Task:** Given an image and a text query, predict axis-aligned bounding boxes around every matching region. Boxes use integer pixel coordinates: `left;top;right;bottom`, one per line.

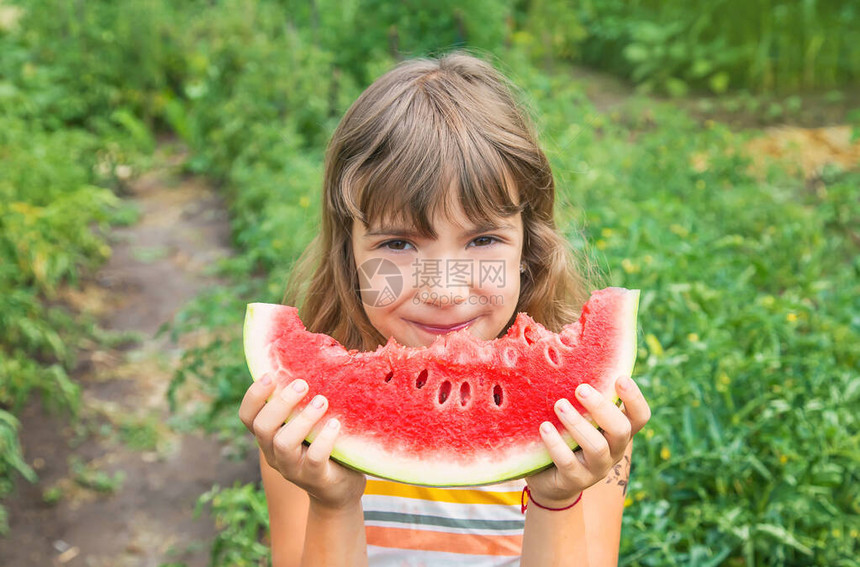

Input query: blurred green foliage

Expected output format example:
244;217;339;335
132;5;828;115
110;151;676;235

1;0;858;564
195;482;271;567
562;0;860;95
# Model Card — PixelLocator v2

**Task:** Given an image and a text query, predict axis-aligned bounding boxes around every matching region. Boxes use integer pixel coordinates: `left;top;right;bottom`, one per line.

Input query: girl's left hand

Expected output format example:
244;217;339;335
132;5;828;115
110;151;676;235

525;376;651;507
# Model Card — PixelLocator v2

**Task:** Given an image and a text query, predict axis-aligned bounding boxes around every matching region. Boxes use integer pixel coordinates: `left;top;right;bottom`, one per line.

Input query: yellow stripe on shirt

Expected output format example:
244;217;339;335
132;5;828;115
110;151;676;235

365;479;522;506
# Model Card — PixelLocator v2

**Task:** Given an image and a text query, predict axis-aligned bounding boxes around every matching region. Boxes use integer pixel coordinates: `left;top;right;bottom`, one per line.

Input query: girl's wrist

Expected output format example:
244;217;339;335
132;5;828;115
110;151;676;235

521;486;583;513
307;495;364;518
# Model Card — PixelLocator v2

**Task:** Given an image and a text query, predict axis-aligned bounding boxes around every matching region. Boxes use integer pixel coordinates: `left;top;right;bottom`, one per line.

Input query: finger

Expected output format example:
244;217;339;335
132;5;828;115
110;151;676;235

555;397;613;471
616;376;651;435
575;384;632;459
539;420;584;473
238;372;277;431
253;379;310;455
304;418;341;471
272;394;329;462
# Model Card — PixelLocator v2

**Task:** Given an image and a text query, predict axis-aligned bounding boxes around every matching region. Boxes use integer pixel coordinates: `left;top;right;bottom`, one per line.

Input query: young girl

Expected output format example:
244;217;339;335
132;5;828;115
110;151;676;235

239;52;651;566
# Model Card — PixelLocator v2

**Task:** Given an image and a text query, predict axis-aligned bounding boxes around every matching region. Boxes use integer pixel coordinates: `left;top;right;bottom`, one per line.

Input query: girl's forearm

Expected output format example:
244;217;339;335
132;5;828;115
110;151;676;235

520;502;589;567
300;500;368;567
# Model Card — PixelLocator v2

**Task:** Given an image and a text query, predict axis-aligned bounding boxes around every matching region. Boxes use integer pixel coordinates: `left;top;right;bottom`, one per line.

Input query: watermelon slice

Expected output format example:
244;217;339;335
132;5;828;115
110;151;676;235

243;287;639;487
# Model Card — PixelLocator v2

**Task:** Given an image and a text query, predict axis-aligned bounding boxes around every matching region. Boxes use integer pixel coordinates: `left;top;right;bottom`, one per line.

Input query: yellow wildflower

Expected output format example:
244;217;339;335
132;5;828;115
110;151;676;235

621;258;640;274
645;334;663;356
669;224;689;238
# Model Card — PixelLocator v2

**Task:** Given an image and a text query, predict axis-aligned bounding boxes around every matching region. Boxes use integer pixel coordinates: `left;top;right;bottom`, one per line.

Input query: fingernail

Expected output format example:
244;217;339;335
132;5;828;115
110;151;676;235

577;384;593;399
326;418;340;430
292;379;308;392
617;376;632;391
557;398;573;415
311;395;325;409
259;374;271;385
540;421;554;434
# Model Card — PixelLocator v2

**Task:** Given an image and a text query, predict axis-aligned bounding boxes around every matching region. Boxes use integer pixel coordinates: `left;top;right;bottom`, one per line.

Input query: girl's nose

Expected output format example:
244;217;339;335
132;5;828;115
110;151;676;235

411;257;471;306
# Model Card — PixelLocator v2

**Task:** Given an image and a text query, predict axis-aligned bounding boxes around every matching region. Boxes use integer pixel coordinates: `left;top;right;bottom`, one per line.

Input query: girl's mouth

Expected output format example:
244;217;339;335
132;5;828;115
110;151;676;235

410;318;476;335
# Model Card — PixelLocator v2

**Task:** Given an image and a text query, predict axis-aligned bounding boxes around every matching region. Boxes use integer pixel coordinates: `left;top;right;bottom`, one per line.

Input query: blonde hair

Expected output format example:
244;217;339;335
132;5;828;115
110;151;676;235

285;52;589;351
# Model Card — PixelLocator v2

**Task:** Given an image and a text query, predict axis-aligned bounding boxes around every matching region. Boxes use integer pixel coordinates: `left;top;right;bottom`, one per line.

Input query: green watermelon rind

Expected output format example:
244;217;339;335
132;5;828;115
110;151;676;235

243;288;639;487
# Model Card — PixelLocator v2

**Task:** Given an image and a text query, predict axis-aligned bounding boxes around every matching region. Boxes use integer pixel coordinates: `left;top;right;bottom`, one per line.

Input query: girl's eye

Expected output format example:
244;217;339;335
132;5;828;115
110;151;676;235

470;235;499;247
381;239;413;251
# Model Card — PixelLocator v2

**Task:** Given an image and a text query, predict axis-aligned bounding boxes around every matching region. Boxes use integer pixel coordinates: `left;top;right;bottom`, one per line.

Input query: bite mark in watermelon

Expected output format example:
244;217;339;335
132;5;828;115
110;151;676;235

243;287;640;486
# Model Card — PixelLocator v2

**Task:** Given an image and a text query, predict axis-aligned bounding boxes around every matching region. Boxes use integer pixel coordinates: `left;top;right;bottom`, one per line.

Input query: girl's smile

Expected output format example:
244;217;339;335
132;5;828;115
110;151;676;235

406;317;476;334
352;199;523;348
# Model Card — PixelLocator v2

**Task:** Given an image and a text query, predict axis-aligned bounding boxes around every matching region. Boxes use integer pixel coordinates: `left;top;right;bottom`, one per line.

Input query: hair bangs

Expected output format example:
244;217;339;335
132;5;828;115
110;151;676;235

340;83;522;236
454;127;524;226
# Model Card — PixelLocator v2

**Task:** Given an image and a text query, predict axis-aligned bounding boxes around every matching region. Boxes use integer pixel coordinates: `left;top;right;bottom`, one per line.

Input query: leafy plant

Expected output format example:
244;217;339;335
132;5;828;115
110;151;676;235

562;0;860;94
196;483;270;567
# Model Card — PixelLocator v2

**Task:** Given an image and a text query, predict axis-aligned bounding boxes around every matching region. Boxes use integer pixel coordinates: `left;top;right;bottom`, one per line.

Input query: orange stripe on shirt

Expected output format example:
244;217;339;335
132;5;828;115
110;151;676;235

366;525;523;557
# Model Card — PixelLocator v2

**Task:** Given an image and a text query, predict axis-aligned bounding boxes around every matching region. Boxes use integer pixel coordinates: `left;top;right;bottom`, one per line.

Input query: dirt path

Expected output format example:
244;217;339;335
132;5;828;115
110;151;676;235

0;150;259;567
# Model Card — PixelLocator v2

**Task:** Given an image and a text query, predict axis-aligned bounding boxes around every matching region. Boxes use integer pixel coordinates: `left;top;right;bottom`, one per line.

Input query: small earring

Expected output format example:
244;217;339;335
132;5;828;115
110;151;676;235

519;262;526;274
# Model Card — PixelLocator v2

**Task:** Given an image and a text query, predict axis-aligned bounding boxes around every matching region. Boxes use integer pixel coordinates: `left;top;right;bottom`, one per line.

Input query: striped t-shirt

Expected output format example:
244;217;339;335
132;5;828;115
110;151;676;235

362;477;526;566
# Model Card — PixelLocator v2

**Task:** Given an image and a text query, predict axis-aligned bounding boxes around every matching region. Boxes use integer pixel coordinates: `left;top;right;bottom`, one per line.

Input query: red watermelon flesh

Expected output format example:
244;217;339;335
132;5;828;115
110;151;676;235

243;287;639;486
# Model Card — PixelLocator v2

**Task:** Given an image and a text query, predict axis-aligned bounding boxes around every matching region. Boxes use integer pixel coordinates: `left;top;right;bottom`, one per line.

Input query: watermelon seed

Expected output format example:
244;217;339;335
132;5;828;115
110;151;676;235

438;381;452;404
545;346;561;367
459;382;471;406
493;385;503;406
523;326;538;345
416;369;428;389
384;371;394;383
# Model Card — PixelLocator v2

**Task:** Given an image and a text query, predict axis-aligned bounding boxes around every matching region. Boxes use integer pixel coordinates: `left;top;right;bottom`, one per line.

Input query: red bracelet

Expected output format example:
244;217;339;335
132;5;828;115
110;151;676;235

521;486;583;514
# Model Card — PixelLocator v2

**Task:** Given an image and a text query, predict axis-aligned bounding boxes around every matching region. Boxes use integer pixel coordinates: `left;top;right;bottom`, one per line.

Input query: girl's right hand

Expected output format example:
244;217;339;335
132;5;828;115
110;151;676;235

239;372;366;510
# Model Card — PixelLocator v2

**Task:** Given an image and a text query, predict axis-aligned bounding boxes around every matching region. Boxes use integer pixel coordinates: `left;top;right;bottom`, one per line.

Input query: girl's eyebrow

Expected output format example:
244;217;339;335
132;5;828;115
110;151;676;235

463;222;518;236
363;226;420;238
364;222;517;239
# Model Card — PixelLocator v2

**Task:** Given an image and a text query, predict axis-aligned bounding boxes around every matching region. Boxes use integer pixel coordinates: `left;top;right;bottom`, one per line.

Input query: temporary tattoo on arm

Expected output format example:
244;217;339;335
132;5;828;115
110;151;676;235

605;455;630;496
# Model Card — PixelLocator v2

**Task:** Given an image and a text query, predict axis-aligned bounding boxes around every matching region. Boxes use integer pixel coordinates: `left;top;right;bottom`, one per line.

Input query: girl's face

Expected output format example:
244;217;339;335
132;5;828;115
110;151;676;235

351;199;523;348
